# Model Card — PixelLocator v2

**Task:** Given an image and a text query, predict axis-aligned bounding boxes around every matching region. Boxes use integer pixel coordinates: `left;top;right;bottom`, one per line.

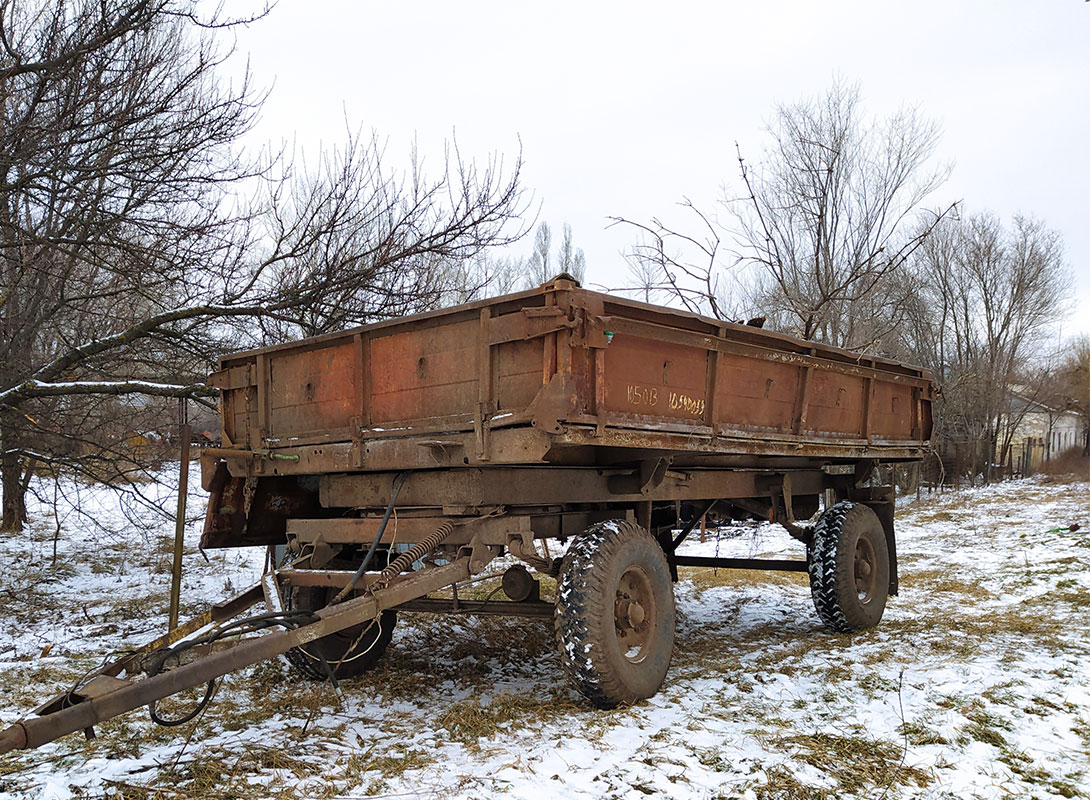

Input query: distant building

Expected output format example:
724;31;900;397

999;390;1085;474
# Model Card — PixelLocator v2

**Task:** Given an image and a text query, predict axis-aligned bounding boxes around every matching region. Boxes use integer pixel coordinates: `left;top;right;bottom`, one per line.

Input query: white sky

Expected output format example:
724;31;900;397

234;0;1089;339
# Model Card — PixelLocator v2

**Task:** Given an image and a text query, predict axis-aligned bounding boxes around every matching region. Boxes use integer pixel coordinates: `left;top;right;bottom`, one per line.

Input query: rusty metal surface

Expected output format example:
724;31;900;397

201;279;933;549
210;281;932;468
0;555;490;755
200;463;327;548
670;556;809;571
551;425;927;463
287;510;612;546
33;584;265;718
397;597;554;618
318;467;829;510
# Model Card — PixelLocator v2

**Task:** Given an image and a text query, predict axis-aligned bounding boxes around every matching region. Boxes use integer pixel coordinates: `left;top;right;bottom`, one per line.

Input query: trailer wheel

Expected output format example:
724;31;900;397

283;586;396;680
554;520;675;708
808;501;889;633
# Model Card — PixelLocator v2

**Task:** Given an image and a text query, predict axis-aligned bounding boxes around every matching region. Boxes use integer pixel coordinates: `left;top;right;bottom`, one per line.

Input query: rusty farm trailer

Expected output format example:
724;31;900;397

0;277;933;753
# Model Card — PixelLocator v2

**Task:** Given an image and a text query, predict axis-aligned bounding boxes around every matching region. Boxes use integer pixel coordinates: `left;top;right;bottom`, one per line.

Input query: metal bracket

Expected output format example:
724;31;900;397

487;307;578;345
854;458;878;487
848;485;898;595
458;534;501;575
607;456;673;496
419;439;463;465
306;540;338;570
350;415;366;468
473;403;492;461
505;519;554;573
526;372;578;434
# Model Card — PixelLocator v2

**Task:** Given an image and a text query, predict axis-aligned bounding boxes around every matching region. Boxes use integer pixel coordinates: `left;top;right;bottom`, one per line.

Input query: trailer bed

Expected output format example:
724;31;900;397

206;278;933;481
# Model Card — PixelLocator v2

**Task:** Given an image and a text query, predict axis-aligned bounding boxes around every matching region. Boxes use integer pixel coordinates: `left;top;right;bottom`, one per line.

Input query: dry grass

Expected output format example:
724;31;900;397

914;509;958;523
1039;448;1090;480
110;744;315;800
680;566;808;592
435;691;580;751
897;721;949;746
878;604;1071;660
902;567;995;598
749;765;830;800
768;731;931;796
339;745;434;797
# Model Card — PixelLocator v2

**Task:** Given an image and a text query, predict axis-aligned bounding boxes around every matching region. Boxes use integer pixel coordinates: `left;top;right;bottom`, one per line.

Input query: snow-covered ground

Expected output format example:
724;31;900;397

1;470;1088;799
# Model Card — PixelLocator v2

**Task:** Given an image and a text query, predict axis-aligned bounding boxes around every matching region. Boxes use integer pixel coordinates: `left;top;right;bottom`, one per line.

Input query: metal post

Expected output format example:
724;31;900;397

169;400;191;632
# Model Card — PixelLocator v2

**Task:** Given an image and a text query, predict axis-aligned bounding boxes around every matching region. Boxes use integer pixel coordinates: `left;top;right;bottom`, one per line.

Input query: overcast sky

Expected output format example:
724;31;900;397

234;0;1089;339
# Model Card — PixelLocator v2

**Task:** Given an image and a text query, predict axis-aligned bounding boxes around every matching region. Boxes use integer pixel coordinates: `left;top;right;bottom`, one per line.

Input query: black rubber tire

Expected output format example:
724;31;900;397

283;585;396;680
808;501;890;633
554;520;675;709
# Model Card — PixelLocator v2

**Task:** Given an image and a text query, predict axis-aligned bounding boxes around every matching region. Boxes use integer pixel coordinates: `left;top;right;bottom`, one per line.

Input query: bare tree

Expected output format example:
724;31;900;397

0;0;527;531
613;83;952;340
1052;335;1090;456
245;133;526;342
624;250;663;305
902;212;1070;482
526;221;553;285
610;200;735;318
524;220;586;287
556;222;586;281
728;81;954;348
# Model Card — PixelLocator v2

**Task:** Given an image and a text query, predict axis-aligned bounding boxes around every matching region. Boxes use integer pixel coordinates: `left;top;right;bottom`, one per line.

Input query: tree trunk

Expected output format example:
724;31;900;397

983;421;997;485
0;412;27;533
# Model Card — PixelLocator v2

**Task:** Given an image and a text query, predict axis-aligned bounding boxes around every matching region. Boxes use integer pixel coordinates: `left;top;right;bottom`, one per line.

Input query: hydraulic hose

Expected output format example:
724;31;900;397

331;470;412;604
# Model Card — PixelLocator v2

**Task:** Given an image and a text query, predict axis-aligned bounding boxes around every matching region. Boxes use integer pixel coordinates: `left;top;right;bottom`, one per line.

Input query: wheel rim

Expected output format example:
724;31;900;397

854;535;877;603
615;565;657;663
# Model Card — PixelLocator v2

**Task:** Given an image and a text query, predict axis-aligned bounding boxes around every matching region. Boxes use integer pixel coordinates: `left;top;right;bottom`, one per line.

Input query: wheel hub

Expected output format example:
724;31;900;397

854;536;877;603
614;566;656;662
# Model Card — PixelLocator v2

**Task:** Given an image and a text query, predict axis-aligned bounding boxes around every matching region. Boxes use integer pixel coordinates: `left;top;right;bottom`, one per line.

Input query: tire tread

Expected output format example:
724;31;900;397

808;501;888;633
554;520;674;708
